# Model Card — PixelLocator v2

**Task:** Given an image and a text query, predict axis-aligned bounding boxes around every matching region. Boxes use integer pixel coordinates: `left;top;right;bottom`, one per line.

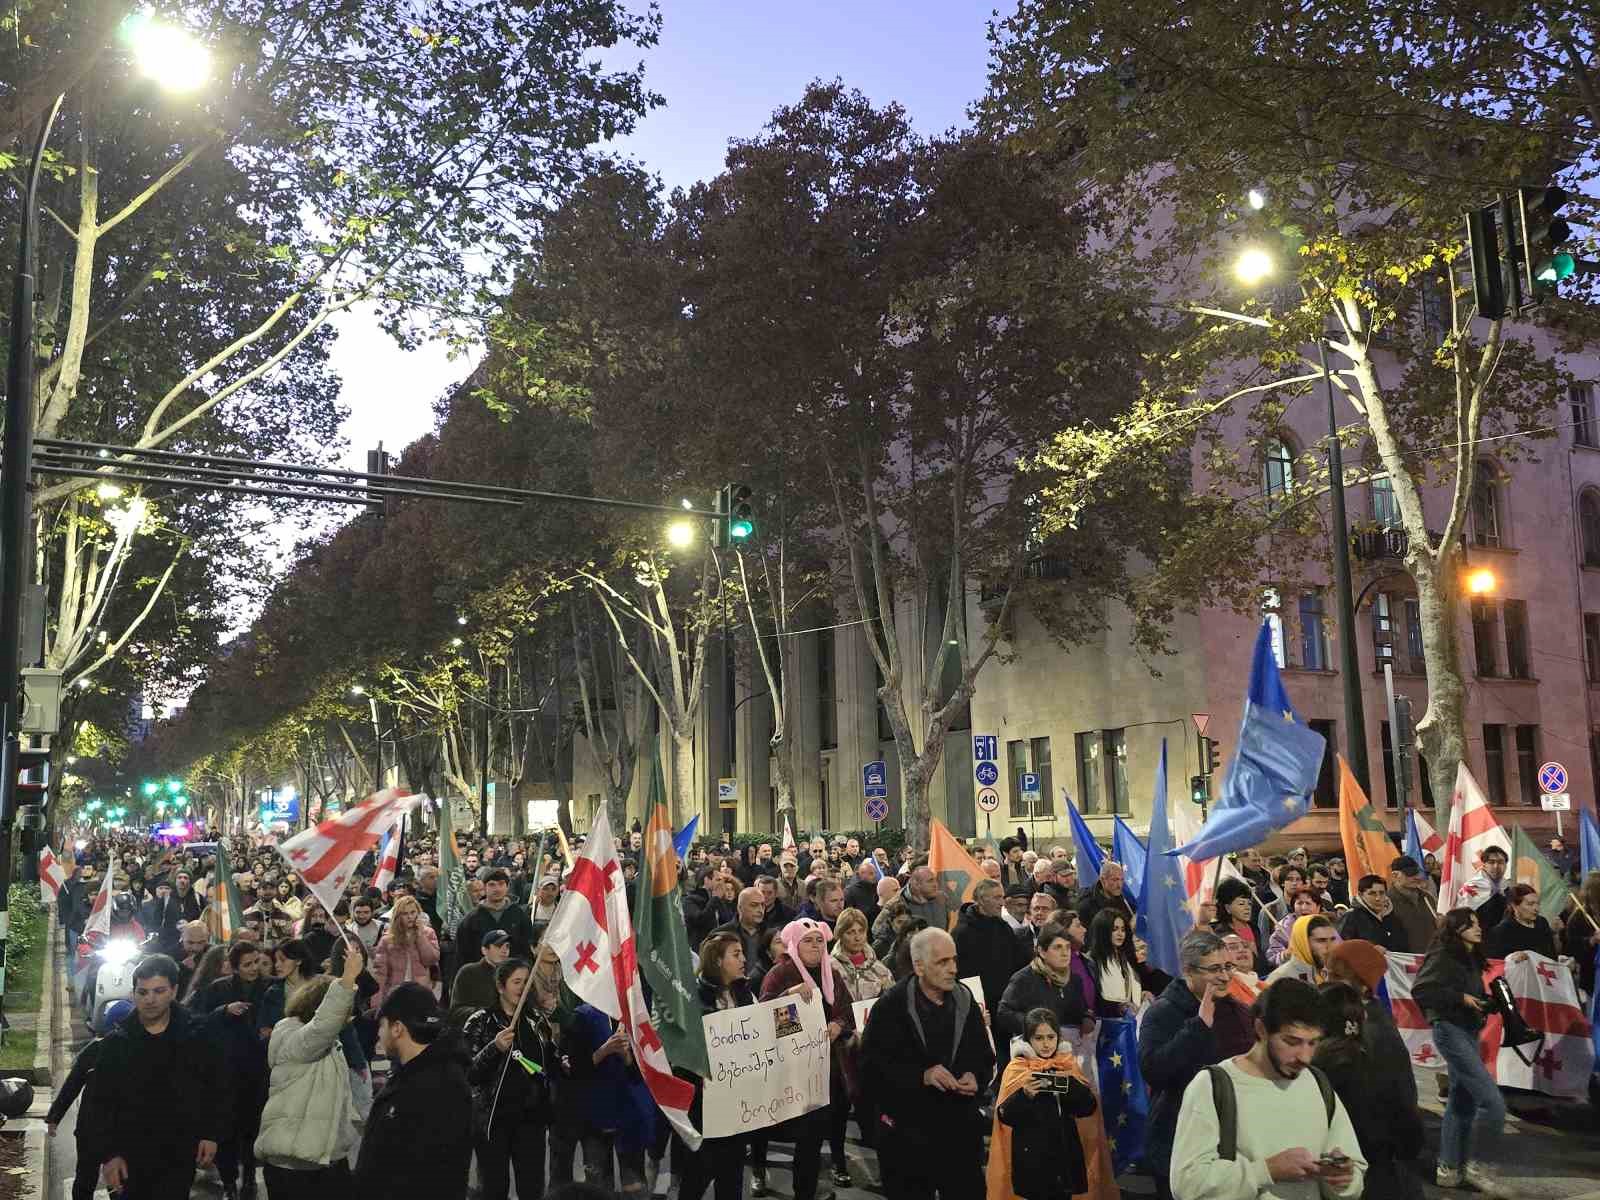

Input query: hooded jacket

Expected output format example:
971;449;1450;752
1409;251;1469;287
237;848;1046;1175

860;974;994;1148
255;979;359;1170
1136;977;1223;1177
354;1038;474;1199
953;901;1026;1017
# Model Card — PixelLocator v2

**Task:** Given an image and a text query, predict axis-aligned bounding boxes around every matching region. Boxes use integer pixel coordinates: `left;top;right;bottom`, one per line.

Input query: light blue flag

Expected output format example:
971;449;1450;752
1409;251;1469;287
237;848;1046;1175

1113;816;1147;907
1402;808;1425;866
1139;740;1189;976
1064;792;1105;890
1170;621;1327;862
672;813;699;861
1580;809;1600;879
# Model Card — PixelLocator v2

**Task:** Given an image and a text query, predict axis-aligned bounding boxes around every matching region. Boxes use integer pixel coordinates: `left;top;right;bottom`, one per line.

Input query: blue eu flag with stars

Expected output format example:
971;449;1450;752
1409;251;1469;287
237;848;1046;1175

1171;620;1326;863
1112;816;1147;906
1139;740;1188;977
1095;1016;1149;1176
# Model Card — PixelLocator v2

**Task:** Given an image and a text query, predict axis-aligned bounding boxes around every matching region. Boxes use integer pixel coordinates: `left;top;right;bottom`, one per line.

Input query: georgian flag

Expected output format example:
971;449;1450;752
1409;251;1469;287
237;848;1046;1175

85;861;114;939
1438;763;1512;911
1385;949;1592;1099
38;847;68;900
543;812;701;1149
276;788;421;918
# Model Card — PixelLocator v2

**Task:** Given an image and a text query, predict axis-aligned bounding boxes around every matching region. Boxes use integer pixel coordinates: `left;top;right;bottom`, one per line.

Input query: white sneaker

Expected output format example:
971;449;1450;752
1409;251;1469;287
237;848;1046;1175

1463;1162;1511;1197
1437;1165;1465;1188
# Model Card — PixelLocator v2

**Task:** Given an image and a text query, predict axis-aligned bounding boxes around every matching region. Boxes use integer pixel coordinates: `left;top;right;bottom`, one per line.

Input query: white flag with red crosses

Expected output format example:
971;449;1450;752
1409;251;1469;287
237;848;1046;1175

276;788;421;918
37;846;67;900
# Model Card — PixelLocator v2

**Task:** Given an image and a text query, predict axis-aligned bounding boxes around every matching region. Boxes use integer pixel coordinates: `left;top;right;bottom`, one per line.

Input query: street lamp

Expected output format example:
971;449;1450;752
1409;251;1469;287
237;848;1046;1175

1466;567;1498;596
666;519;695;549
1234;246;1275;286
125;13;212;93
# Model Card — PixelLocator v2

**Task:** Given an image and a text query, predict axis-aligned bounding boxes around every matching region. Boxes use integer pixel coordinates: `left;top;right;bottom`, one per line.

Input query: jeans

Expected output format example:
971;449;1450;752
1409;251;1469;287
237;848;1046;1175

1432;1019;1505;1169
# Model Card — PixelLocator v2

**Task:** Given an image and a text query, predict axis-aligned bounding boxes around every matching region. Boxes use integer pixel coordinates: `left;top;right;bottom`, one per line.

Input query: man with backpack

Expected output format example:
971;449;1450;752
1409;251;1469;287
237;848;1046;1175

1168;978;1365;1199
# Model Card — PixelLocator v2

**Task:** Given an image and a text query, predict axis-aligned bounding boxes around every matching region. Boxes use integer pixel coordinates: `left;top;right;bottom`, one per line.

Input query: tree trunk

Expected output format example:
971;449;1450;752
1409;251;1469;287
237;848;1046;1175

671;725;697;829
1412;549;1470;832
771;733;795;822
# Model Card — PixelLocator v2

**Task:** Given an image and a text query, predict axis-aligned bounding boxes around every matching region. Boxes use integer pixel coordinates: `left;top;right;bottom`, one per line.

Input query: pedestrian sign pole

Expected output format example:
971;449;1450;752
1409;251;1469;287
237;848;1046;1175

1538;761;1569;835
862;760;889;833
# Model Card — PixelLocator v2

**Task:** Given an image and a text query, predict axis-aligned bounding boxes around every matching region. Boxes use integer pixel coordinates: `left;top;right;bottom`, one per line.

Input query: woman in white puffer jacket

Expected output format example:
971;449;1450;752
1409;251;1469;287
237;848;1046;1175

255;948;362;1198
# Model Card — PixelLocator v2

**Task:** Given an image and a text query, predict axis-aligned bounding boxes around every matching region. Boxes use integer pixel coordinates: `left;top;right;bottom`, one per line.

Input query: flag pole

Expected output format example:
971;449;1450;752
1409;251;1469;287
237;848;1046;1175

485;958;539;1134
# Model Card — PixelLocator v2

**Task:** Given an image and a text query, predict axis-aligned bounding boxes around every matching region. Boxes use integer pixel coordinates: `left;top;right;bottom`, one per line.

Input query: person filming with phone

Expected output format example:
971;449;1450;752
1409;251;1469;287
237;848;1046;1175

1169;978;1365;1199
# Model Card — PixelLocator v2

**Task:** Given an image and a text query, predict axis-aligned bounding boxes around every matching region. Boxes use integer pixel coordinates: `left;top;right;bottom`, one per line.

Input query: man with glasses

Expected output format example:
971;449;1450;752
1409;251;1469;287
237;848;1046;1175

1138;930;1235;1200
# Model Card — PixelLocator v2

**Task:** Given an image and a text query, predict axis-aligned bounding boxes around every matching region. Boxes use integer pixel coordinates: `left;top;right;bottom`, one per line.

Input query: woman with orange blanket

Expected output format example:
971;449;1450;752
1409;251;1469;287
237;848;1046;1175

985;1008;1119;1200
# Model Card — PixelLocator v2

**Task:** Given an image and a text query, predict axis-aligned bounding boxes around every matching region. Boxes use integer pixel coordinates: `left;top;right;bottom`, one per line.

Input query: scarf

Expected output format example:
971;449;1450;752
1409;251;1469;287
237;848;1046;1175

781;918;836;1005
1288;915;1328;983
1034;951;1073;989
985;1050;1119;1200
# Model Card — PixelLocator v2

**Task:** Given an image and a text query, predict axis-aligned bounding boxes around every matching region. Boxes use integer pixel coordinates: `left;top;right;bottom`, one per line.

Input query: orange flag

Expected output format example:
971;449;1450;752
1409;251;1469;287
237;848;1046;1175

1336;754;1394;880
928;818;985;929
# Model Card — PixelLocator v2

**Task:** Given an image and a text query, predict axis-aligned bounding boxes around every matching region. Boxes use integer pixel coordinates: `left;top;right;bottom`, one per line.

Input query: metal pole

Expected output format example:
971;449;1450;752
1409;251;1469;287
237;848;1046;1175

1319;338;1370;793
367;696;383;791
478;674;490;837
0;97;64;1042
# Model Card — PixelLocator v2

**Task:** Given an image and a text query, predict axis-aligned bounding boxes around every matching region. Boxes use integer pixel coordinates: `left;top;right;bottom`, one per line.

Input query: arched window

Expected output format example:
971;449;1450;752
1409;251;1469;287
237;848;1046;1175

1264;438;1294;499
1471;460;1504;547
1581;490;1600;568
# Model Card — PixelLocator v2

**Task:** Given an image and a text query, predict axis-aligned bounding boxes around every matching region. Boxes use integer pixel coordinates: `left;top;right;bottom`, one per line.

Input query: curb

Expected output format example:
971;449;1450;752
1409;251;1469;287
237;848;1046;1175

29;906;55;1087
23;1120;45;1200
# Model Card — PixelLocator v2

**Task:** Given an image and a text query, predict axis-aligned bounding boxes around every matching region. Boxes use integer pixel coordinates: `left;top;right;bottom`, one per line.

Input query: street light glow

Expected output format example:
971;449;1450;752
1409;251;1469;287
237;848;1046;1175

666;520;696;549
1466;567;1497;596
126;12;212;93
1247;188;1267;210
1234;247;1275;286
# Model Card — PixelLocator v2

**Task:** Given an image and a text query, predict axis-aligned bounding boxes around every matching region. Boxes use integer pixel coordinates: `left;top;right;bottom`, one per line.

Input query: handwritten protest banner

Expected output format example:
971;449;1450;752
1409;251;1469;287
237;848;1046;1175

701;993;831;1136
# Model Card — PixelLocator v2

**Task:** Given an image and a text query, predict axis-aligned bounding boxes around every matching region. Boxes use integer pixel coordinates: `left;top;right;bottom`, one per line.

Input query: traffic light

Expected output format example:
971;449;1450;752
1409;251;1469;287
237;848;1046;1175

1517;181;1574;302
1466;202;1507;319
366;446;390;518
1201;736;1222;777
10;746;50;851
142;780;159;797
1190;775;1209;805
715;482;755;548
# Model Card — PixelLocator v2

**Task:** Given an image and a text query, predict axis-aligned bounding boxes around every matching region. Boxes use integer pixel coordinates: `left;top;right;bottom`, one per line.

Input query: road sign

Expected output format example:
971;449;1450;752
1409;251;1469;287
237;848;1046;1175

973;735;998;762
862;760;888;799
1192;713;1211;737
717;777;738;810
1540;792;1571;812
865;795;890;823
977;787;1000;813
975;761;1000;787
1537;761;1568;795
1021;773;1040;798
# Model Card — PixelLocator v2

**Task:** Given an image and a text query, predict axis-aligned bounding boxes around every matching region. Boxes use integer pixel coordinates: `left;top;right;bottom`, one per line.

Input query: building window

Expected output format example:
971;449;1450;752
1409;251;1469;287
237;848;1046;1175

1515;725;1540;806
1586;614;1600;681
1372;593;1395;667
1403;597;1425;672
1573;383;1597;448
1309;719;1337;808
1483;724;1508;806
1503;600;1531;679
1581;491;1600;568
1007;738;1029;817
1370;474;1399;528
1104;729;1129;815
817;637;837;749
1299;592;1329;670
1264;438;1294;499
1471;600;1499;677
1471;461;1503;547
1263;588;1286;668
1031;736;1055;817
1075;732;1103;815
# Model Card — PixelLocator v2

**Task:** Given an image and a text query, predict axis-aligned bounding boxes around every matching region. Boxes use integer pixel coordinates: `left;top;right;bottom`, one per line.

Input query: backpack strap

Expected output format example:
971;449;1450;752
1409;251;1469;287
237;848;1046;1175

1206;1065;1237;1161
1308;1064;1335;1125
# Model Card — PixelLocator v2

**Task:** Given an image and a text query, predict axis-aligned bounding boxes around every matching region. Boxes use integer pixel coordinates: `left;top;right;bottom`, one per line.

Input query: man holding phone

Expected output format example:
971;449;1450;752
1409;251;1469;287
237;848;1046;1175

1168;979;1365;1199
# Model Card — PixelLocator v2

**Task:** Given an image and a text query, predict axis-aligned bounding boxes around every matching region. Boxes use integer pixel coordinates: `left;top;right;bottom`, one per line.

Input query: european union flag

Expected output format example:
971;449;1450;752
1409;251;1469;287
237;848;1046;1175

1139;740;1189;976
1095;1016;1149;1176
1064;792;1105;890
1170;621;1326;862
671;814;699;862
1580;808;1600;879
1112;816;1147;907
1403;808;1425;867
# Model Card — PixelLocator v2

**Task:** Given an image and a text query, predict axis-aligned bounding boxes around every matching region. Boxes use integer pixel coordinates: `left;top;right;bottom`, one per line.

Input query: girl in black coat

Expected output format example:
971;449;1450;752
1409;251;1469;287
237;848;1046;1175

995;1008;1098;1200
680;932;756;1200
201;942;274;1200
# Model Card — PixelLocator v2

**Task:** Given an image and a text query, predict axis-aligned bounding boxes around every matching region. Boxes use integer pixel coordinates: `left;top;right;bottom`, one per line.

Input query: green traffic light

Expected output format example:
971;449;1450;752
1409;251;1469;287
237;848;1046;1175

166;778;183;794
142;781;158;797
1535;251;1576;285
729;518;754;540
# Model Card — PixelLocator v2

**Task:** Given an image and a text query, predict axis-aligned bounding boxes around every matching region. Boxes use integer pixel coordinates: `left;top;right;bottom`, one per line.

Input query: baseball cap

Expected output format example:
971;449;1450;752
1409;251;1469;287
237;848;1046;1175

538;874;560;888
1389;854;1422;877
1003;884;1029;899
480;930;512;948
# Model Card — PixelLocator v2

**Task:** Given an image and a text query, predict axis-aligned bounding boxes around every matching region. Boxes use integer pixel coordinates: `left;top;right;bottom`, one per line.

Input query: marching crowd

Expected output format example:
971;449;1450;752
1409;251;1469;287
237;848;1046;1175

41;823;1597;1200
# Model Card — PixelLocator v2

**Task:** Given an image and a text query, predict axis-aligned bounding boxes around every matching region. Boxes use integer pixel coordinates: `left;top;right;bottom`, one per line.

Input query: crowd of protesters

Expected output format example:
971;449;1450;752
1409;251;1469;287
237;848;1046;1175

37;818;1597;1200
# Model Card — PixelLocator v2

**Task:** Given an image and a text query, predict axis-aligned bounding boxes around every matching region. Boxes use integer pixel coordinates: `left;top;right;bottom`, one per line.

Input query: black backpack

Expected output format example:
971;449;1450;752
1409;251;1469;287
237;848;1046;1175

1204;1064;1335;1160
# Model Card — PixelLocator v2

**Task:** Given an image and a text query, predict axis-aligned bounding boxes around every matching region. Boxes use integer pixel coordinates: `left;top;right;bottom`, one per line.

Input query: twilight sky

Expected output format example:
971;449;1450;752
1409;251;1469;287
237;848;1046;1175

325;0;994;474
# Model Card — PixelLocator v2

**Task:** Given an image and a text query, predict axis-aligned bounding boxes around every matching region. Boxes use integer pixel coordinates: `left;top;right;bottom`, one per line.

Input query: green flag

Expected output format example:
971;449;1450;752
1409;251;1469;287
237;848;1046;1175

437;795;471;935
634;757;711;1078
1509;824;1571;925
205;843;244;942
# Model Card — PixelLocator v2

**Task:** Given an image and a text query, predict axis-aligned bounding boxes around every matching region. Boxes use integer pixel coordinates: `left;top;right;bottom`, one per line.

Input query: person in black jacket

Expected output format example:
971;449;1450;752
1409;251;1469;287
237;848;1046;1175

1483;883;1557;960
1413;908;1505;1194
953;880;1025;1023
1135;929;1230;1200
861;928;995;1200
455;870;536;965
357;983;474;1199
96;955;226;1200
997;920;1089;1044
46;1030;116;1200
682;933;756;1200
1314;982;1422;1200
1074;861;1136;930
1338;875;1410;952
200;942;273;1200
